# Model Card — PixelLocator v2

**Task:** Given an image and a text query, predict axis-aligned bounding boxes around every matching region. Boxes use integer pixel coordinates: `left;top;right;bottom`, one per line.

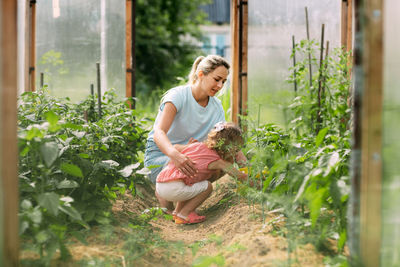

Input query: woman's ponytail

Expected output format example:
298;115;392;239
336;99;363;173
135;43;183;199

188;56;205;84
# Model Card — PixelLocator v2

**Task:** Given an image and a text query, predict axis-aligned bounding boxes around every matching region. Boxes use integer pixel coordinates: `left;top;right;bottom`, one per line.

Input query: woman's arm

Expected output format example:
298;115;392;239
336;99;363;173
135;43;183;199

208;159;247;181
153;102;197;177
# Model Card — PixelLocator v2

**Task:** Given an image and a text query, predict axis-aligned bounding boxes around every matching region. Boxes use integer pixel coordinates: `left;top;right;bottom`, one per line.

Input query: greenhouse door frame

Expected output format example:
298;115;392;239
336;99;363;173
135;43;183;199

230;0;248;125
352;0;384;266
1;0;20;265
125;0;136;108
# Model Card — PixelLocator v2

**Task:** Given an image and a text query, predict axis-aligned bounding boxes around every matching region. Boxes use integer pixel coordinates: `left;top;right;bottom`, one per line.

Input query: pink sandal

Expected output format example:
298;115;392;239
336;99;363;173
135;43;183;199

175;212;206;224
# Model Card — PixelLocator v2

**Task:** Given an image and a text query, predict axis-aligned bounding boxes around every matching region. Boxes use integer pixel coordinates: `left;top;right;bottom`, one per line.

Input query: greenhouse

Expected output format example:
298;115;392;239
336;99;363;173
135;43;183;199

1;0;399;266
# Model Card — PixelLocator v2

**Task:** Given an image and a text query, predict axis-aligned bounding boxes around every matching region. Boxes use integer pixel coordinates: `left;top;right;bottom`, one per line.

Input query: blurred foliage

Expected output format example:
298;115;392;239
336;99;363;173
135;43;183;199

239;41;352;259
18;88;150;264
135;0;211;96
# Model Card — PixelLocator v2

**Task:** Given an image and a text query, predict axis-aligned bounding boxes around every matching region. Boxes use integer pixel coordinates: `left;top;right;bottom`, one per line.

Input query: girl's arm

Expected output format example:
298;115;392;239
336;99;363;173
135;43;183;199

235;151;247;168
153;102;197;177
208;159;247;181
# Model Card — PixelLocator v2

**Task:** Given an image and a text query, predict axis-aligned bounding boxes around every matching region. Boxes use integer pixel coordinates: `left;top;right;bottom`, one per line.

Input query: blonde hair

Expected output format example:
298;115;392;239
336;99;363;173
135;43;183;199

204;122;243;161
188;55;230;84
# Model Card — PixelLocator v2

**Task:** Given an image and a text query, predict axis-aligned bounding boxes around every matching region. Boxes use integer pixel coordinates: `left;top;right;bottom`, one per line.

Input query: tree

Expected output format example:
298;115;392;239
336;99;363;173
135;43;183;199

135;0;210;96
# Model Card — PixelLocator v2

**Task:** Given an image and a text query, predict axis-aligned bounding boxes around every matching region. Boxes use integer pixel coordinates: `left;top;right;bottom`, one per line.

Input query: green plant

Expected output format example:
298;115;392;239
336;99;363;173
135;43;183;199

18;88;149;264
238;40;352;257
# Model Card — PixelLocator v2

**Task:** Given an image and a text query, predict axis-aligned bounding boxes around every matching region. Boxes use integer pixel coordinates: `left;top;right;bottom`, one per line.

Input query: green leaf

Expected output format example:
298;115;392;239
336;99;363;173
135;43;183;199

338;230;347;251
59;205;82;221
101;160;119;169
45;110;59;126
78;153;90;159
61;163;83;178
315;127;329;147
70;231;88;245
38;192;60;216
40;142;59;167
57;179;79;189
119;162;141;177
26;127;43;140
309;187;327;227
29;207;42;224
35;230;50;244
21;199;32;210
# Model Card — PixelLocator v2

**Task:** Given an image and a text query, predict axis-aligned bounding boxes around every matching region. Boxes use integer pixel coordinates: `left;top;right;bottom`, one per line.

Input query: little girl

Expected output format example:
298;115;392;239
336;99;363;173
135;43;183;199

156;122;247;224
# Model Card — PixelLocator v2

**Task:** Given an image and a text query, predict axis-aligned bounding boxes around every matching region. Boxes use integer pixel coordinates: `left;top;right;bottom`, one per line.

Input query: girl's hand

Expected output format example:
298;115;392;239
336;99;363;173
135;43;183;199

235;151;247;168
171;150;197;177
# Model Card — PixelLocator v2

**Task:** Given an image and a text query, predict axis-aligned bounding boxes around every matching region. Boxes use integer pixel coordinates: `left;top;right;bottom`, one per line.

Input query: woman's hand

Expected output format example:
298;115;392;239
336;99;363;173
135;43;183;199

170;149;197;177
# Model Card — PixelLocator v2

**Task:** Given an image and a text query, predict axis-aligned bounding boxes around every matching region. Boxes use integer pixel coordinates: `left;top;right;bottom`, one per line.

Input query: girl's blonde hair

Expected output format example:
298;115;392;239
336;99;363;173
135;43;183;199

188;55;230;84
204;122;243;161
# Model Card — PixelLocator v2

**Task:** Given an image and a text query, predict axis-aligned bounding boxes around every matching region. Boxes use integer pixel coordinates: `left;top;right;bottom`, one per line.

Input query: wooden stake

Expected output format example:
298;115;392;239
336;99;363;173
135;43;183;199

1;0;20;265
96;63;102;117
305;7;313;87
292;35;298;93
40;72;44;88
316;24;325;133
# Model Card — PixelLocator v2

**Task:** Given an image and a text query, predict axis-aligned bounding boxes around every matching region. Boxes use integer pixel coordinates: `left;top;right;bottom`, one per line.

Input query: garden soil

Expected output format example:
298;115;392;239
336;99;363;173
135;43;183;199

113;175;326;267
29;175;328;266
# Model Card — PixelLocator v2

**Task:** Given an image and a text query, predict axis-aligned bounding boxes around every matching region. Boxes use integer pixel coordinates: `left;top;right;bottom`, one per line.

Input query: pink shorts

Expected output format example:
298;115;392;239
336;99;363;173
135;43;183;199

156;180;209;202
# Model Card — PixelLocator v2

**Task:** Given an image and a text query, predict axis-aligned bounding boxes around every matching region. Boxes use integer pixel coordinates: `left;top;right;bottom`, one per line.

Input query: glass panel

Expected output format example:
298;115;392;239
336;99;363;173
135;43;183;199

36;0;125;102
248;0;340;125
382;0;400;265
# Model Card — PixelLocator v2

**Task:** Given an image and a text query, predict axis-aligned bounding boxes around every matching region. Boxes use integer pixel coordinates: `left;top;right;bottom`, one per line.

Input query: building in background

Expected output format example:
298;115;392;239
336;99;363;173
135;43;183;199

200;0;231;60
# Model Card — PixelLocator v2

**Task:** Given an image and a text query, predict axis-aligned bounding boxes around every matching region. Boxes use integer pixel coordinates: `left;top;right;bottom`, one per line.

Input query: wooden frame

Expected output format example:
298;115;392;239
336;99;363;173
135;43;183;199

125;0;136;108
28;0;36;91
341;0;353;52
1;0;20;265
230;0;248;125
353;0;384;266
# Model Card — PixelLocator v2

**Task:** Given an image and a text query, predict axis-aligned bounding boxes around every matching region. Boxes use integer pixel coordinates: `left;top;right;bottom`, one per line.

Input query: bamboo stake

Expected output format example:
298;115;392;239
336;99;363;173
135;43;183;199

96;63;102;117
322;41;329;99
292;35;297;93
316;24;325;133
40;72;44;88
305;7;313;87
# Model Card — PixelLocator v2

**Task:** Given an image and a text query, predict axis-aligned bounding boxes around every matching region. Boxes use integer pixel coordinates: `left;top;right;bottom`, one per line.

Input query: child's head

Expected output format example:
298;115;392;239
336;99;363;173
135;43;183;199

205;122;244;162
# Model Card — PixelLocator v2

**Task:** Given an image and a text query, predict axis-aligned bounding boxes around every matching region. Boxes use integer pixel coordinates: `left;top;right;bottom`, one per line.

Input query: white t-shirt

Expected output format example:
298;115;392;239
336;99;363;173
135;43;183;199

145;84;225;165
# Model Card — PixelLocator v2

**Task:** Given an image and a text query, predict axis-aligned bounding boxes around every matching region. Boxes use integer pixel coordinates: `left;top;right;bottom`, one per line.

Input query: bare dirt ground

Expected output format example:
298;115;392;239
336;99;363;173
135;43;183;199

121;175;326;267
21;175;327;266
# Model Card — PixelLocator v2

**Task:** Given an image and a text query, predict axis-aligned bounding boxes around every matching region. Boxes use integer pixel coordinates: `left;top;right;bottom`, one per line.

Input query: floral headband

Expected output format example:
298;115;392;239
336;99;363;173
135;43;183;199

214;121;227;132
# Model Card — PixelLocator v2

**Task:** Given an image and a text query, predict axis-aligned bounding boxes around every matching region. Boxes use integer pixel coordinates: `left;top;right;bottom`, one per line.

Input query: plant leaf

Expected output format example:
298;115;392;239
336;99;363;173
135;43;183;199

57;179;79;189
59;205;82;221
38;192;60;216
61;163;84;178
315;127;329;147
119;162;141;177
40;142;59;167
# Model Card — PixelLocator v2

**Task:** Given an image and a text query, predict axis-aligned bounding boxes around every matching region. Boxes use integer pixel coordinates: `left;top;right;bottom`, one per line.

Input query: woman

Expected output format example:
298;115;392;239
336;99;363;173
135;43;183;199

144;55;245;212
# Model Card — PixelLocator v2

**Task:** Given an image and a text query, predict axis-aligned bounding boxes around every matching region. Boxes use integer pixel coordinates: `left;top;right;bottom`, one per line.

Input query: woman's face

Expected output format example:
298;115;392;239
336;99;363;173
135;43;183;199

199;66;229;97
